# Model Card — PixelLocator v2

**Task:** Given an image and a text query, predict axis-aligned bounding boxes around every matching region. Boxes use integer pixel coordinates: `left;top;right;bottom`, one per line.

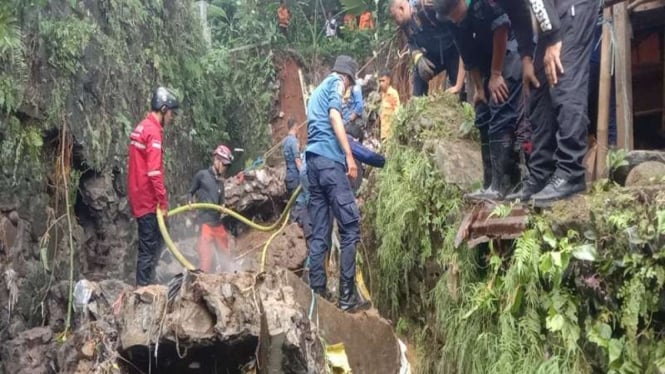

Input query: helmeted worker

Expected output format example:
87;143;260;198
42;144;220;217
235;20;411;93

282;118;302;197
358;10;374;30
277;0;291;38
305;55;369;312
389;0;465;96
378;70;401;142
187;144;234;273
434;0;523;200
501;0;599;205
128;86;179;286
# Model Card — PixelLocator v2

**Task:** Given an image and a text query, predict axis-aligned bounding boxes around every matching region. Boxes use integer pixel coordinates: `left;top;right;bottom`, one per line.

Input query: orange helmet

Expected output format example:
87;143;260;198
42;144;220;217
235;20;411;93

213;144;233;165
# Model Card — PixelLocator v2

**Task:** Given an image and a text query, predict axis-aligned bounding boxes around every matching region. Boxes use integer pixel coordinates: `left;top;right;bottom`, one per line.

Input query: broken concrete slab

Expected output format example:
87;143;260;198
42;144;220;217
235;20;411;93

116;270;326;373
284;271;403;374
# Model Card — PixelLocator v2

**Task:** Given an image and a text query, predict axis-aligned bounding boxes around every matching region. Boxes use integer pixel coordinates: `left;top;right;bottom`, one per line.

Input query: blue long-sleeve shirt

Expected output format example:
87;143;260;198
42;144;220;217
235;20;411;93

348;135;384;168
342;84;364;124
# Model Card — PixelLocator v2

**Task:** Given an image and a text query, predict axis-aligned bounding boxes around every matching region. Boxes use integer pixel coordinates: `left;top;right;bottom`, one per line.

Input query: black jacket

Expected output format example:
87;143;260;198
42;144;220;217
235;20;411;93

405;0;457;64
188;167;225;225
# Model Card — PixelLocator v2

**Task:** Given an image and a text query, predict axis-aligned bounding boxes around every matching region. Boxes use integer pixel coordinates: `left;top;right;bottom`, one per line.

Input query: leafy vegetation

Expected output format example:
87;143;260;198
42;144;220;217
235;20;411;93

363;92;665;373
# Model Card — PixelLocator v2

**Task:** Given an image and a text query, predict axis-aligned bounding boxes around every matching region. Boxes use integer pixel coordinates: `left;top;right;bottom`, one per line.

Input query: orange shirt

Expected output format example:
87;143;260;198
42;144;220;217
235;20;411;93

359;11;374;30
380;86;400;141
278;5;290;27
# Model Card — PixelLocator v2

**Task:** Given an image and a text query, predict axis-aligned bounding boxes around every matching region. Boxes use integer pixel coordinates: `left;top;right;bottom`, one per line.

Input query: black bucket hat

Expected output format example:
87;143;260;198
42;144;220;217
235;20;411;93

332;55;358;84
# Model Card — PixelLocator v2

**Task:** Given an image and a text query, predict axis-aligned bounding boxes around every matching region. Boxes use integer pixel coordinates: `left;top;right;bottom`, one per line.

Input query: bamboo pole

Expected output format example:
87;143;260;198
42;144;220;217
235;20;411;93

596;7;613;179
613;1;634;150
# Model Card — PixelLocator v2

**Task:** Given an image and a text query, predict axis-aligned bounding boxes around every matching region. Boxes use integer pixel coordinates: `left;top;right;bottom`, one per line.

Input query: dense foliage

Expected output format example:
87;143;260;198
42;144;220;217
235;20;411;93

363;92;665;373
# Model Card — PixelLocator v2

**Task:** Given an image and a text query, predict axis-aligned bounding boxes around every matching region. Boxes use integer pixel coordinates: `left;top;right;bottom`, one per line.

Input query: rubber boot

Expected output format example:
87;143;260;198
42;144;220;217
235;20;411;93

338;279;370;313
464;127;491;200
312;286;334;303
468;133;518;201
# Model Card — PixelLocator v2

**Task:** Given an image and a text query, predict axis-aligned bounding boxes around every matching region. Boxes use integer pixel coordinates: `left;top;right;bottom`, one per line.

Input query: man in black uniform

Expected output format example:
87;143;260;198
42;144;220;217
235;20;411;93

390;0;465;97
434;0;523;200
502;0;599;205
188;144;234;273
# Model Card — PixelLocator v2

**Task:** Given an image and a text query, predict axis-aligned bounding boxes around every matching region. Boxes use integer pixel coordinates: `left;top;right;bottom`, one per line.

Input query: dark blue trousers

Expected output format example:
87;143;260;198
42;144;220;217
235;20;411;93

474;51;523;137
306;153;360;291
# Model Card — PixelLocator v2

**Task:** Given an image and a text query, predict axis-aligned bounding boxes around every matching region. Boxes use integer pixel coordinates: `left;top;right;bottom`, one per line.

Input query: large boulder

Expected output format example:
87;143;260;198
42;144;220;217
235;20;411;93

613;150;665;186
624;161;665;187
424;138;483;188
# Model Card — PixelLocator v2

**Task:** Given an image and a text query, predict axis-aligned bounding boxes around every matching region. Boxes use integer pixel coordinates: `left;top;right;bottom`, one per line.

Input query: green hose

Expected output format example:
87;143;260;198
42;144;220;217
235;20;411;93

156;185;302;271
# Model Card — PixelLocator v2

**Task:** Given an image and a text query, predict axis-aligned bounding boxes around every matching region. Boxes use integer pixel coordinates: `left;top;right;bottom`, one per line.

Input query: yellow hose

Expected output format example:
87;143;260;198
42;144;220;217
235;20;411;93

156;183;371;303
157;185;302;271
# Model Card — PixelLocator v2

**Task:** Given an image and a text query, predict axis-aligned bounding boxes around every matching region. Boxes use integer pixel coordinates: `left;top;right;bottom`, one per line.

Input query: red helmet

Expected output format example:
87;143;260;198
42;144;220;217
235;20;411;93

213;144;233;165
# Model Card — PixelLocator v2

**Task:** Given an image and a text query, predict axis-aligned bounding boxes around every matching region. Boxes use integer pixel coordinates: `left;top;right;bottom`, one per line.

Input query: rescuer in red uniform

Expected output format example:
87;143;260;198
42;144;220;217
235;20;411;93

127;87;179;286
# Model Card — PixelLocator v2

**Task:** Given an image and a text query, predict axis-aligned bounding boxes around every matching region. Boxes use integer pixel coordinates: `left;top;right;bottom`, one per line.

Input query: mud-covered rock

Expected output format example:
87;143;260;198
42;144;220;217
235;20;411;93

624;161;665;187
424;138;483;188
77;172;135;281
1;327;57;374
266;223;308;271
225;167;287;213
613;150;665;185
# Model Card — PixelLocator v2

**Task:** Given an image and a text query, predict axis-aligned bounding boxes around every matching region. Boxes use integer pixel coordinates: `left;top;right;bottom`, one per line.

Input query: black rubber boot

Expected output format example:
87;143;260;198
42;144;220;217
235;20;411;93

465;127;491;200
468;133;518;201
338;279;370;313
312;286;334;303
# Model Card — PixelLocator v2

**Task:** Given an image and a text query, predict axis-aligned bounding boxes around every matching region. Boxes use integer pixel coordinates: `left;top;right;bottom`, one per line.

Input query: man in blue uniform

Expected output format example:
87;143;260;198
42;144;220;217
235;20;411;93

282;118;302;197
305;55;369;313
342;83;364;128
390;0;465;97
435;0;523;200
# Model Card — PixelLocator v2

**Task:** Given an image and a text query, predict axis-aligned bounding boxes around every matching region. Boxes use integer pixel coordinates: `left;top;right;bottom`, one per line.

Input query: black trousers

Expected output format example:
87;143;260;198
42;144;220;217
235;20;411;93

527;0;598;184
136;213;164;286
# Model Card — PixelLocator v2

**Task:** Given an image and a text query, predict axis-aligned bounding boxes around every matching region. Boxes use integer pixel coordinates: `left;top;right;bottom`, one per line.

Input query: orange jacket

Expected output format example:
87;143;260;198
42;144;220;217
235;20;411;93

278;5;290;27
359;11;374;30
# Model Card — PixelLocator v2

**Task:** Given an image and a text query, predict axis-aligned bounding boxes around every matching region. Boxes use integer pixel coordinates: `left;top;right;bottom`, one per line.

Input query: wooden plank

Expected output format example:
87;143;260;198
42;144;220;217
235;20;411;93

614;2;635;150
630;0;665;12
596;7;613;179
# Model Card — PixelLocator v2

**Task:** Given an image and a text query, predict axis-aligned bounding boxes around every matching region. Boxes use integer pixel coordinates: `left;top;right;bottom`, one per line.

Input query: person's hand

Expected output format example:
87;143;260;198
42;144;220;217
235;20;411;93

488;73;509;104
445;85;462;94
473;89;487;107
159;205;168;219
346;155;358;180
413;51;435;81
521;56;539;96
544;41;564;86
